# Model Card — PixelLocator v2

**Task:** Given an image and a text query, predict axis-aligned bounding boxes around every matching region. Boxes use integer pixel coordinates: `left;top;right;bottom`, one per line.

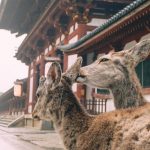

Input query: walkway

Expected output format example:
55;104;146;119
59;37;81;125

0;126;64;150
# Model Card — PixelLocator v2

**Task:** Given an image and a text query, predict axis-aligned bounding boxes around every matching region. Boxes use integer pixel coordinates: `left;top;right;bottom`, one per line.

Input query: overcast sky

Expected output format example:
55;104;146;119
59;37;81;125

0;29;27;93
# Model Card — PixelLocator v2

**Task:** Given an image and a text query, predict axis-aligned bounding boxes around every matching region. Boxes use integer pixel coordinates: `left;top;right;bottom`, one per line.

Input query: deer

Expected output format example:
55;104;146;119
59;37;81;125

32;57;150;150
77;39;150;109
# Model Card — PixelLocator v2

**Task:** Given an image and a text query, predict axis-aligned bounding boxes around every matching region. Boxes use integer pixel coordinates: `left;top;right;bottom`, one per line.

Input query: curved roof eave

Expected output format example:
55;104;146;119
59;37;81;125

57;0;147;52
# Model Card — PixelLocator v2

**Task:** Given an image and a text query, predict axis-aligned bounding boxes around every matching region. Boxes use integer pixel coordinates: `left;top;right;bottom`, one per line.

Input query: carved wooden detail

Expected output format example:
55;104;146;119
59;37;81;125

13;0;133;64
61;1;92;23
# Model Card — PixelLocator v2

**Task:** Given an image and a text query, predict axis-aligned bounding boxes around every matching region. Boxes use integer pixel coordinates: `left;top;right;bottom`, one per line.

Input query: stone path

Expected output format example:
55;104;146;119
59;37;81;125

0;126;64;150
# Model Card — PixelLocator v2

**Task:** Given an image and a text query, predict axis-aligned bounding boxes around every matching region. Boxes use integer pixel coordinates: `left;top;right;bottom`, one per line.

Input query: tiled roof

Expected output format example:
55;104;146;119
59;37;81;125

58;0;147;52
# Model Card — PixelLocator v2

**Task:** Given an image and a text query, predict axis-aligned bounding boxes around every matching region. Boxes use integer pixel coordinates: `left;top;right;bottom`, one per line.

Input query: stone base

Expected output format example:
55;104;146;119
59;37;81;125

24;114;54;130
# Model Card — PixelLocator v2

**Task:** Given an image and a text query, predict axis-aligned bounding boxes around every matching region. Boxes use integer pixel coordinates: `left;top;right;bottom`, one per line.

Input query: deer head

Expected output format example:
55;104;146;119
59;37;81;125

77;39;150;89
32;57;82;120
77;39;150;108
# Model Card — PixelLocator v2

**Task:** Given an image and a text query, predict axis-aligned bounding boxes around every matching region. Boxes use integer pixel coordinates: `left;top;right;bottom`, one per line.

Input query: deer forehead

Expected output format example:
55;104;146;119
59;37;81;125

99;53;111;59
99;53;122;61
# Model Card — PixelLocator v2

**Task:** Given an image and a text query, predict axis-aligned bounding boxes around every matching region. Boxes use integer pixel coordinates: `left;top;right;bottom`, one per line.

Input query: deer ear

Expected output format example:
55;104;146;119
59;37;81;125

46;62;62;90
63;57;82;84
125;39;150;66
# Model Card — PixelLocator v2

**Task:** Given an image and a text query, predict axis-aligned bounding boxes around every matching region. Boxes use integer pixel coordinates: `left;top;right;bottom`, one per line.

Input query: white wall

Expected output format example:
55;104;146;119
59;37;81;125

68;54;78;69
107;99;115;112
45;62;52;76
87;18;107;27
29;76;33;103
69;25;74;34
28;105;32;114
69;35;78;45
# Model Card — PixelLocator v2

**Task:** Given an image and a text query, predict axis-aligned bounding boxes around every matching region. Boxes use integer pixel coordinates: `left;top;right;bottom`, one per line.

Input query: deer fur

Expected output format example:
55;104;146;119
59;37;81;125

77;39;150;109
33;57;150;150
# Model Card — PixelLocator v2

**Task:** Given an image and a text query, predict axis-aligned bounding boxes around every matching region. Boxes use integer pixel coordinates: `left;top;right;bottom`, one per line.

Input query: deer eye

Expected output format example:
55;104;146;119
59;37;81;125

99;58;109;63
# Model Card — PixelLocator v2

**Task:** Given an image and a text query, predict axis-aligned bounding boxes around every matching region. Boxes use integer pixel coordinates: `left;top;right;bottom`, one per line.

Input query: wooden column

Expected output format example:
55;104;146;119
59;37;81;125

26;61;37;114
40;54;45;76
32;61;38;110
25;65;31;114
77;24;87;99
63;36;69;72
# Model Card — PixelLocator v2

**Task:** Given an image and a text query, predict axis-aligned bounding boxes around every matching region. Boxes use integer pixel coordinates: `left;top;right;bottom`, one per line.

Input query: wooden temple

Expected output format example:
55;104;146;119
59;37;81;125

0;79;27;115
58;0;150;105
0;0;150;127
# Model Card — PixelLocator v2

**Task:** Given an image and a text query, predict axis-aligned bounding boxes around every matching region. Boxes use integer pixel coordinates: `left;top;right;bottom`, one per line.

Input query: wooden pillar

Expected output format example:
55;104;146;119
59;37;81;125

63;36;69;72
9;99;12;115
78;24;87;38
26;61;37;114
32;61;38;110
40;53;45;76
25;65;31;114
77;24;87;99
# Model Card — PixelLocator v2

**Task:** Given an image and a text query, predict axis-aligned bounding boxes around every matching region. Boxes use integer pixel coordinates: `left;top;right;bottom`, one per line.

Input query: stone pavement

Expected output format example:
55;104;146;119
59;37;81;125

0;126;64;150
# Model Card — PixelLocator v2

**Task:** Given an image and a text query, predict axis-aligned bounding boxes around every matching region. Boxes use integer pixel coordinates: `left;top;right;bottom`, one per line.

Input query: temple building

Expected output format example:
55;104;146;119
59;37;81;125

0;0;150;127
0;79;27;127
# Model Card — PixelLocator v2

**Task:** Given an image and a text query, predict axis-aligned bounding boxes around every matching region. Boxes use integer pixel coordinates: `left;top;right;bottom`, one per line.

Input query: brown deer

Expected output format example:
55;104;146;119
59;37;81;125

33;57;150;150
77;39;150;109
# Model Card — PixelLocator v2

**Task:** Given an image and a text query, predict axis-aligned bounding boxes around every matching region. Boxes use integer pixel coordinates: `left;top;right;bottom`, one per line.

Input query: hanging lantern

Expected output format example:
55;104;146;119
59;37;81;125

14;80;23;97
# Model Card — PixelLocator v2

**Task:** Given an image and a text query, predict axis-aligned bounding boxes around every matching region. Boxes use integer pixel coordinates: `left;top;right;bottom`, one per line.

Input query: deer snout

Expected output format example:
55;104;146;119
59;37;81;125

76;69;88;83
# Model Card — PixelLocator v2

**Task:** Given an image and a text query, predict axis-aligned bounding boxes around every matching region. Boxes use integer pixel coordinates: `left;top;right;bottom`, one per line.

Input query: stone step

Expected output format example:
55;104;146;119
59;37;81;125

0;120;12;124
0;118;16;122
0;121;8;125
0;123;8;127
0;115;22;128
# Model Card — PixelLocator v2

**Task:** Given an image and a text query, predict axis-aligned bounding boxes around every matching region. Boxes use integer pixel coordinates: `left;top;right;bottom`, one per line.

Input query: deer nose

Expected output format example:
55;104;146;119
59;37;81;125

33;115;40;120
32;112;40;120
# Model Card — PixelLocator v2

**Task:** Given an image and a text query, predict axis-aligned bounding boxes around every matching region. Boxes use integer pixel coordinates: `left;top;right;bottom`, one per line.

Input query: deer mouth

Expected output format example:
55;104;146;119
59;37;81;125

76;74;87;83
33;115;40;120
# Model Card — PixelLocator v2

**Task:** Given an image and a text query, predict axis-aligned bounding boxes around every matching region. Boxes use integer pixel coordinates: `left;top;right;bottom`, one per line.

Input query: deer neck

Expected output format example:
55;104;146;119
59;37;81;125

50;81;91;149
111;70;146;109
51;93;89;130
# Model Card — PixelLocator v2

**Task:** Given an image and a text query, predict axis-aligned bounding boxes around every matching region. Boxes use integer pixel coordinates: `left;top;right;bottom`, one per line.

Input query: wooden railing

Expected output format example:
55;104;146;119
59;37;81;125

80;93;111;115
